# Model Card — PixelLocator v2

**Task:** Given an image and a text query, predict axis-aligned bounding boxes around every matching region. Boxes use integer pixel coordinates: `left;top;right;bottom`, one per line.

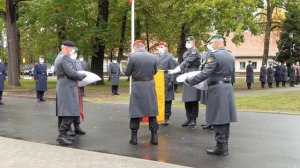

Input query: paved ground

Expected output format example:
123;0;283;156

0;97;300;168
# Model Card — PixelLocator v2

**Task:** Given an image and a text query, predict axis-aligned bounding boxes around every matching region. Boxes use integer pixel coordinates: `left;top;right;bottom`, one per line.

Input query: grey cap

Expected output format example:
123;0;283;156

62;40;76;47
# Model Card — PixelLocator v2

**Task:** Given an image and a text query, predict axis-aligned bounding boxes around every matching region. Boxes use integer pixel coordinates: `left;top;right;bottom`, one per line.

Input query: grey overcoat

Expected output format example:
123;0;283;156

125;49;158;118
259;66;267;82
187;47;237;125
267;66;274;83
281;65;288;82
108;62;121;86
246;64;254;83
54;52;86;117
0;63;6;91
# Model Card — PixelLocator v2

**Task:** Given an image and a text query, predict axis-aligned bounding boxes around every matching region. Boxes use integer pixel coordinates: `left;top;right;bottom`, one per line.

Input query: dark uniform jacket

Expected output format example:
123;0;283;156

54;52;86;117
275;65;282;82
187;47;237;125
156;52;176;101
33;63;47;91
108;62;121;86
259;66;267;82
246;64;254;83
267;66;274;83
290;65;296;82
281;64;288;82
179;47;201;102
125;49;158;118
0;63;6;91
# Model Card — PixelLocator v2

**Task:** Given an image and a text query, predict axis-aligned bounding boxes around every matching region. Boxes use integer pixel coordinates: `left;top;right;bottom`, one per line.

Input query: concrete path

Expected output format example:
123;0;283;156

0;97;300;168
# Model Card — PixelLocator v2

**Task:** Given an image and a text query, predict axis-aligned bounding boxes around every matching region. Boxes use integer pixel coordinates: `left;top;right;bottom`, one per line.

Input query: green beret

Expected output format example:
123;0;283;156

62;40;76;47
207;34;224;42
185;35;195;41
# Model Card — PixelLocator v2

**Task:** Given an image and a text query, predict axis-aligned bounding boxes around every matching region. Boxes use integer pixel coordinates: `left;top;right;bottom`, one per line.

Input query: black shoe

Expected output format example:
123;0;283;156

75;129;86;135
129;130;137;145
66;135;75;141
40;99;46;102
115;93;120;95
202;124;212;130
150;131;158;145
66;130;76;136
162;119;169;126
0;101;3;105
56;135;73;145
188;119;197;127
182;119;191;127
206;146;228;156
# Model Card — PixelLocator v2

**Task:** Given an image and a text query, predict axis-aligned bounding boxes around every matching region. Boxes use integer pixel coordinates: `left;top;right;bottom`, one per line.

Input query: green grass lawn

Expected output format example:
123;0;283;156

4;77;300;114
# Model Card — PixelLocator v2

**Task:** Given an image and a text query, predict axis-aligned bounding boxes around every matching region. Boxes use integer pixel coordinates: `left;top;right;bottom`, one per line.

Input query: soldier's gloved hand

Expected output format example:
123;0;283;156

168;66;181;75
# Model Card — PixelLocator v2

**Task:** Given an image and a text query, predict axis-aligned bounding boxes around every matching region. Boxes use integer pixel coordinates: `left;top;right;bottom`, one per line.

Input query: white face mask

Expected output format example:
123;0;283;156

206;44;214;51
70;48;75;55
0;59;2;63
158;47;166;54
71;53;78;60
79;57;84;61
112;60;117;63
39;59;44;64
185;43;193;49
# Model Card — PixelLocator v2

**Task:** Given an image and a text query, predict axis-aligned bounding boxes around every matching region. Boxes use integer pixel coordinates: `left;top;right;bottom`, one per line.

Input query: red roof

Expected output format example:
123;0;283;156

225;31;280;57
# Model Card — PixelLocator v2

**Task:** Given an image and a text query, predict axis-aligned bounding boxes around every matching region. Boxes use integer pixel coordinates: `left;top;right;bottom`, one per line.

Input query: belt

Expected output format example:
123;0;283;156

57;75;65;80
133;77;153;82
208;81;231;87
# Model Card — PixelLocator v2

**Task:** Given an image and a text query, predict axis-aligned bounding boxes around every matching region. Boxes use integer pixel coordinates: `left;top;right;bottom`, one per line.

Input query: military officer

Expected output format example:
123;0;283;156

33;56;47;102
281;62;288;87
185;34;237;156
125;40;159;145
275;64;282;87
267;64;274;88
108;59;121;95
156;41;176;125
290;63;296;87
0;59;6;105
54;40;86;145
168;35;201;127
246;61;254;89
259;64;267;88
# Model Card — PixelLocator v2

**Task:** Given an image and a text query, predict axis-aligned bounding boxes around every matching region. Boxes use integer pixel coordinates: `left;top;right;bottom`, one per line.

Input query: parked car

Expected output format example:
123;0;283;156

21;67;33;75
28;68;34;76
47;67;54;76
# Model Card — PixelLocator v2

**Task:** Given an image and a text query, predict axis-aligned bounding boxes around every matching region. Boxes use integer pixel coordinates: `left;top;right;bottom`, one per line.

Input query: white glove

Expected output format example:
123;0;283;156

168;66;181;75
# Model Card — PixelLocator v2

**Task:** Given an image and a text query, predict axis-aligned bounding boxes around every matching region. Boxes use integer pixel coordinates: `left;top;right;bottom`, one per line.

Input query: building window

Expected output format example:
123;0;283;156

252;62;257;69
240;62;246;70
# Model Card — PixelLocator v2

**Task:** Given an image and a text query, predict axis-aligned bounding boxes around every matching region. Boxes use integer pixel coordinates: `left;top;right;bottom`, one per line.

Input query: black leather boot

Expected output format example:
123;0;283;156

162;117;170;126
74;124;86;135
57;134;73;145
67;129;76;136
188;119;197;127
150;130;158;145
182;118;191;127
129;130;138;145
206;144;228;156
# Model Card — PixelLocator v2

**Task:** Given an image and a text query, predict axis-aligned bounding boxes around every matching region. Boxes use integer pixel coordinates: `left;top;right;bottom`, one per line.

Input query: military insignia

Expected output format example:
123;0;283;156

207;57;214;63
192;49;197;54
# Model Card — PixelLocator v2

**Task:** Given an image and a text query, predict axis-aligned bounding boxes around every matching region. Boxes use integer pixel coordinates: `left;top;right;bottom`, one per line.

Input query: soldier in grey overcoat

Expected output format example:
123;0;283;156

290;63;296;87
156;41;176;125
275;64;282;87
186;34;237;156
108;60;121;95
54;41;86;145
0;60;6;105
281;62;288;87
125;40;159;146
79;56;88;96
246;61;254;89
259;64;267;88
169;35;201;127
33;56;47;102
267;64;274;88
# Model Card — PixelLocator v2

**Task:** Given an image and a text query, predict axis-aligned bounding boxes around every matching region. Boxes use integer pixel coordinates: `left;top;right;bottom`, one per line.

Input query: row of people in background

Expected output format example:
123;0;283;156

246;61;300;89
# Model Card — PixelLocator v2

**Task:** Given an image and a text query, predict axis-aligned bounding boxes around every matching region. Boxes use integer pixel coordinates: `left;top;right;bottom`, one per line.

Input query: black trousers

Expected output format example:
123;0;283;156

261;82;265;88
184;101;199;120
268;82;272;88
111;85;119;94
214;124;230;147
36;91;45;100
247;83;251;89
165;101;172;119
0;91;2;101
58;116;77;135
290;81;295;87
276;81;280;87
282;81;286;87
130;117;159;131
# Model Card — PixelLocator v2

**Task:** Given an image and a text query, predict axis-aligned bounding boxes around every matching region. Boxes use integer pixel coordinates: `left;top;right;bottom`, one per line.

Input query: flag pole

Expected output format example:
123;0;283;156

129;0;135;94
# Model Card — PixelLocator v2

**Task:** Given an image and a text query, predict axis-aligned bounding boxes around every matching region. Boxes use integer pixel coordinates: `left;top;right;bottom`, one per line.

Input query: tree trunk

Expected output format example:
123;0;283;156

6;0;20;86
91;0;109;85
177;23;189;63
262;2;274;65
117;11;128;63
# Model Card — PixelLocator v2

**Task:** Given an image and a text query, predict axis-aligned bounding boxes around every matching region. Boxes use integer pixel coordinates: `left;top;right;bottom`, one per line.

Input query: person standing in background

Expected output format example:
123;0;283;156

267;64;274;88
33;56;47;102
290;63;296;87
0;59;6;105
246;61;254;89
281;61;288;87
259;64;267;88
108;59;121;95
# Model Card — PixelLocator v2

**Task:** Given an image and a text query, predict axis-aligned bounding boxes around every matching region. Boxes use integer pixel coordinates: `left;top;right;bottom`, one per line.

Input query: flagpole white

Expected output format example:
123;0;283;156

129;0;135;94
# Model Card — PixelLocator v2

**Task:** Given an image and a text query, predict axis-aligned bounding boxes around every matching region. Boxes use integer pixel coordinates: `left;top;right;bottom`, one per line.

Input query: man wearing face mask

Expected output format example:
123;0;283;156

108;59;121;95
168;35;201;127
33;56;47;102
156;41;176;125
54;40;87;145
185;34;237;156
0;59;6;105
